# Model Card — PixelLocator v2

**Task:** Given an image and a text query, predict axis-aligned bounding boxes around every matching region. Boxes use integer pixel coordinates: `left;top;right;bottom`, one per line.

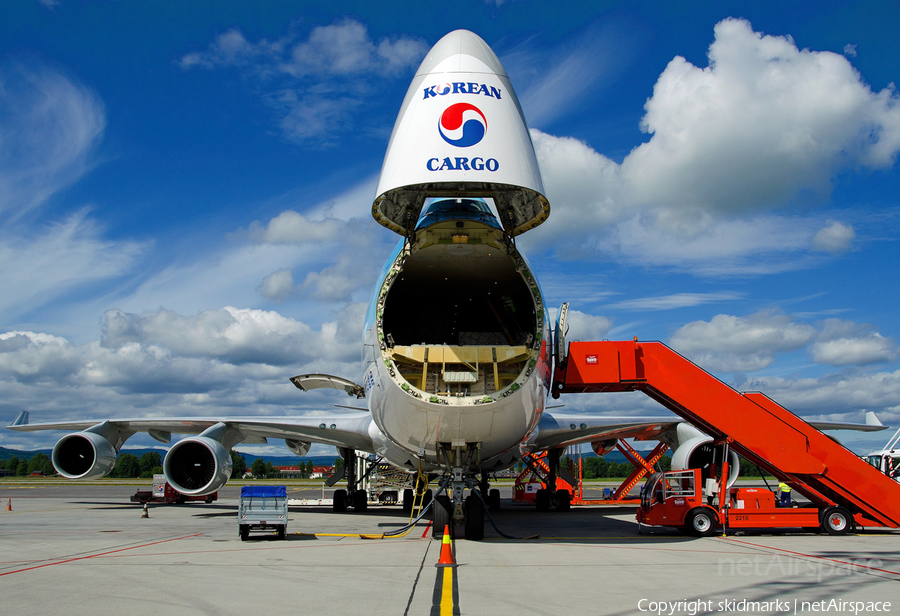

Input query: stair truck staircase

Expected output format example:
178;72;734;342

552;340;900;529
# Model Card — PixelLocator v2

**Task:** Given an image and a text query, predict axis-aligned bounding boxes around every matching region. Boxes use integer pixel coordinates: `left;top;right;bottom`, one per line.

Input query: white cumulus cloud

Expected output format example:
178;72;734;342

563;309;614;342
809;319;897;366
811;220;856;254
527;18;900;273
259;269;295;302
669;310;816;372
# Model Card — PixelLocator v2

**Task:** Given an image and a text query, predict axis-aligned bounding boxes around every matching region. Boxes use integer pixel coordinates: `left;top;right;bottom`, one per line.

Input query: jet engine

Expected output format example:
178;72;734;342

285;439;311;457
52;431;118;479
670;424;740;488
164;436;232;495
591;439;618;457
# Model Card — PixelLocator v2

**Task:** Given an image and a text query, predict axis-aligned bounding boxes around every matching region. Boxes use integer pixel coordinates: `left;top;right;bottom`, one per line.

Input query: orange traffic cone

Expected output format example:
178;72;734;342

5;497;11;512
435;525;455;567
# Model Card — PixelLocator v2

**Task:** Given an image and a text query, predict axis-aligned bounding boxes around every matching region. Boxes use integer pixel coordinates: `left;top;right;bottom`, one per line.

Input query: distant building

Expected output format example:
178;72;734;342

275;465;302;478
311;466;334;479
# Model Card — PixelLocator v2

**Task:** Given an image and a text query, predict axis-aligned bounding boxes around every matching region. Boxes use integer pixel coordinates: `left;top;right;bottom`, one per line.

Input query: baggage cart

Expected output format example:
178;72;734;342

238;485;288;540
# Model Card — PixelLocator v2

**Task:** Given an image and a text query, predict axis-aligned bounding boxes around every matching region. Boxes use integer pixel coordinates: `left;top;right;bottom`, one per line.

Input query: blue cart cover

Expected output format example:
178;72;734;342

241;485;287;498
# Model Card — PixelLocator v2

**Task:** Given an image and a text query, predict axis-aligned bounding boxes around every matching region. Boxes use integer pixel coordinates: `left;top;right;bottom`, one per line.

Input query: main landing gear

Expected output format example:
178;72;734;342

528;448;573;512
330;447;376;513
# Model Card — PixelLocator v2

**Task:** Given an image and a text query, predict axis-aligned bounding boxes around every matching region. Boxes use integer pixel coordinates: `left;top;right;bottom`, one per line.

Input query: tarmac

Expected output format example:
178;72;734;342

1;482;898;615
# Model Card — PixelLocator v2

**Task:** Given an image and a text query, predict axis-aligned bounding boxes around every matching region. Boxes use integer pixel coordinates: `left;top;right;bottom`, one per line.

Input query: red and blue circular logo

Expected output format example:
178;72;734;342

438;103;487;147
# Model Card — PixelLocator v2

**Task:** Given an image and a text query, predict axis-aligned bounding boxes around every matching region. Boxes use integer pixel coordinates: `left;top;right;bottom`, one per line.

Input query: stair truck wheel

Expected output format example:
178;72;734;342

464;494;485;541
488;488;501;511
686;508;717;537
535;489;550;512
352;489;368;512
333;489;348;512
821;506;853;535
556;489;571;512
432;495;452;539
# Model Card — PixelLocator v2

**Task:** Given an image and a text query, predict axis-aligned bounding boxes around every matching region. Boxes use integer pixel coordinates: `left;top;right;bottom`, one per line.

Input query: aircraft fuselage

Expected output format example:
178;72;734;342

363;199;551;472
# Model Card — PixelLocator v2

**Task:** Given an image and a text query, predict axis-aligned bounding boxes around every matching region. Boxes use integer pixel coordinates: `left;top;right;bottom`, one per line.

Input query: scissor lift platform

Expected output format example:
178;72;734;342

552;340;900;529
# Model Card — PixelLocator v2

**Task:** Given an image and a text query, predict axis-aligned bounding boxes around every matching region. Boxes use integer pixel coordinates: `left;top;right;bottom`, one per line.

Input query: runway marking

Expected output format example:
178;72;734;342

0;533;202;577
421;520;433;538
717;537;900;578
430;531;459;616
431;566;459;615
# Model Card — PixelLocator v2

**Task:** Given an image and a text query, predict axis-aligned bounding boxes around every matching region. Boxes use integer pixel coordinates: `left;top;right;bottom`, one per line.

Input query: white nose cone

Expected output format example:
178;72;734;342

373;30;549;238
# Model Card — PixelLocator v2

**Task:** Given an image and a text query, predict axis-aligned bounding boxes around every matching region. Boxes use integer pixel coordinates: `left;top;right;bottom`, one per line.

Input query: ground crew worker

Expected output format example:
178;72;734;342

778;482;791;507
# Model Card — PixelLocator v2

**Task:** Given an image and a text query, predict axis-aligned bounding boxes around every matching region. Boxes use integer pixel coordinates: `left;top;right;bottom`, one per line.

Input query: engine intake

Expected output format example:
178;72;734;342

164;436;232;495
285;439;311;457
671;429;740;488
52;431;117;479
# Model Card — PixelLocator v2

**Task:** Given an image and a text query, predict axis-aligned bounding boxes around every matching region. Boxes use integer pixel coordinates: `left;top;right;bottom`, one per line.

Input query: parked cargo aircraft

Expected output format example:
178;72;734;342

864;418;900;483
6;30;885;540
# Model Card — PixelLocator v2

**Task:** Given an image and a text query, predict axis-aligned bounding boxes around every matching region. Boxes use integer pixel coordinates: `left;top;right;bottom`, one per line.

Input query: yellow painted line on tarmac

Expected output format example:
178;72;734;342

2;505;109;514
431;566;459;616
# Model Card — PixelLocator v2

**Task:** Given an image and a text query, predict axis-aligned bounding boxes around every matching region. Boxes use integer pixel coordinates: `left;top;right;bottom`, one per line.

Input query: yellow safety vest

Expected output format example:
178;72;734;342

779;483;791;493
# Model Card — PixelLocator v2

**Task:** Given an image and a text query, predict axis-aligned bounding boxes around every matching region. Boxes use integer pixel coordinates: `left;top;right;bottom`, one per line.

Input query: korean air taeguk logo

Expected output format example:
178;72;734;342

438;103;487;147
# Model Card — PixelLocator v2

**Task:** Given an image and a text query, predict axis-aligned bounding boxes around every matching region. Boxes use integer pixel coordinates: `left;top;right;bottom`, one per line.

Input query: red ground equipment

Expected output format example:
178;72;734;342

131;474;217;504
553;340;900;531
637;468;853;536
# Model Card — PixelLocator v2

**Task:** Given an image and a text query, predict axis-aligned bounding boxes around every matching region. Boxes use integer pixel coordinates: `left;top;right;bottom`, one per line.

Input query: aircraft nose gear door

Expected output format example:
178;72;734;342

554;302;569;372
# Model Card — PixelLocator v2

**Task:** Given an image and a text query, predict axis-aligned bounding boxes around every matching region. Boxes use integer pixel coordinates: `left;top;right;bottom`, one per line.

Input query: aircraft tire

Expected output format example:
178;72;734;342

535;489;550;512
556;489;571;512
333;489;348;512
464;494;485;541
353;489;368;512
402;488;414;512
488;488;501;511
432;495;452;539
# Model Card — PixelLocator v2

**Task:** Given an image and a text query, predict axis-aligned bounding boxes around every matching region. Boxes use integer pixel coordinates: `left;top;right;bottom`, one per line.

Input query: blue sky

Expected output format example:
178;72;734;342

2;0;900;455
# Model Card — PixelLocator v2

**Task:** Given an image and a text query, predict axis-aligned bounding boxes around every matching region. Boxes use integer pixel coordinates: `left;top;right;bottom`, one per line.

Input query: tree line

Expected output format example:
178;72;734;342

0;450;321;480
2;449;771;481
0;453;55;476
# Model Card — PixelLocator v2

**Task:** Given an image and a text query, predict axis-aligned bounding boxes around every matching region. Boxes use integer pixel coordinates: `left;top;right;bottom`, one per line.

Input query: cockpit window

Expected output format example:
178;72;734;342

415;198;501;231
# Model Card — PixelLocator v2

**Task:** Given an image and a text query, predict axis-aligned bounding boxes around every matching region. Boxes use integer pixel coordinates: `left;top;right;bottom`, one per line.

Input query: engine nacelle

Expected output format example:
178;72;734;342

591;439;618;457
52;431;118;479
164;436;232;495
671;424;740;488
285;439;311;457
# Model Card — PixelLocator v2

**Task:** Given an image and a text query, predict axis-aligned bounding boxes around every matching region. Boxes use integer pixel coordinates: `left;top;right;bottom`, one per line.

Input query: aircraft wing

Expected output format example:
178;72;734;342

6;411;376;452
527;412;681;451
528;411;888;452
